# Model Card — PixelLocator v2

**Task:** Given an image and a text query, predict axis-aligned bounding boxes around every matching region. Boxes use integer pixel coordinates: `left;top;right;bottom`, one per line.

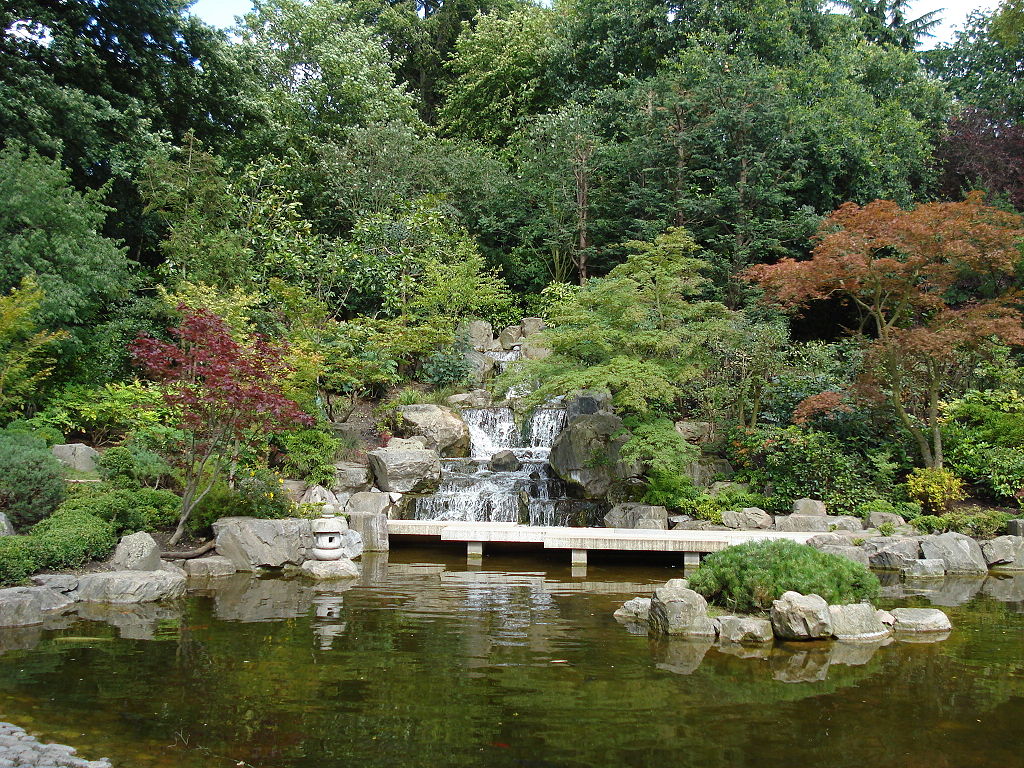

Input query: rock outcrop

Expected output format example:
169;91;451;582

51;443;99;473
981;535;1024;569
648;580;717;637
603;503;668;530
919;532;988;575
721;507;773;530
770;591;833;640
398;404;471;457
111;532;163;572
213;517;314;571
549;414;640;499
367;446;442;493
0;586;73;626
75;570;186;603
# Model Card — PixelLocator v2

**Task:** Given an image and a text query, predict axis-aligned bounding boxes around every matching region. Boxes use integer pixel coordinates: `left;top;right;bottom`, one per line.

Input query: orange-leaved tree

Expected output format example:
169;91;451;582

747;193;1024;468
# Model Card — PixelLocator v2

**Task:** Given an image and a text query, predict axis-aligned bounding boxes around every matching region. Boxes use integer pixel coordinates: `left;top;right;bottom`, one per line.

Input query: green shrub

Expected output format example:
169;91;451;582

0;432;65;529
420;345;471;388
29;509;117;570
97;446;137;487
26;382;171;445
727;426;877;514
189;471;293;533
675;495;725;525
276;428;340;486
3;420;64;446
910;508;1011;537
689;539;881;613
852;498;921;521
56;486;180;534
905;467;967;514
0;536;39;584
943;389;1024;504
642;470;699;509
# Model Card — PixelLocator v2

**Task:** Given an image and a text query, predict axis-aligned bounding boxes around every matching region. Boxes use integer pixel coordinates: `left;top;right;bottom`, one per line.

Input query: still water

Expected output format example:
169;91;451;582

0;549;1021;768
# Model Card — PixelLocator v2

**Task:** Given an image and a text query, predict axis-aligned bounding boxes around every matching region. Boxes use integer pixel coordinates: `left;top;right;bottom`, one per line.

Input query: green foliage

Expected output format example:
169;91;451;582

276;428;340;487
188;471;294;533
689;539;881;613
0;277;65;417
727;426;879;514
910;508;1011;537
421;344;473;389
28;508;118;570
905;467;967;515
620;417;698;476
852;498;921;521
28;382;172;446
57;486;181;535
96;443;175;489
945;389;1024;504
0;431;65;529
0;536;40;585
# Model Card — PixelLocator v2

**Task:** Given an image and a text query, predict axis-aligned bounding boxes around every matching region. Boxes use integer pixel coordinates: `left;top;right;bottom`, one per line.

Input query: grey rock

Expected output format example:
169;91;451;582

902;558;946;578
793;498;827;516
520;337;551;361
876;609;895;627
460;319;493;351
464;349;495;386
868;510;906;529
280;479;307;503
549;414;640;499
770;591;833;640
387;436;429;449
564;391;613;421
50;443;99;473
718;615;773;644
981;535;1024;568
346;491;404;519
667;514;694;528
920;532;988;575
1007;519;1024;537
828;603;890;641
30;574;78;593
488;449;522;473
820;545;870;566
300;484;341;509
499;324;524;349
721;507;773;530
112;531;163;571
446;389;492;408
183;555;237;578
652;638;714;675
613;597;652;624
0;513;13;536
866;537;922;570
398;404;470;457
891;607;952;633
346;510;389;552
674;421;713;444
520;317;546;336
330;461;372;496
870;548;918;571
0;586;73;626
368;447;442;493
299;558;360;580
648;582;716;637
213;516;314;571
603;503;668;530
774;514;832;533
806;533;847;549
683;456;734;488
75;569;186;603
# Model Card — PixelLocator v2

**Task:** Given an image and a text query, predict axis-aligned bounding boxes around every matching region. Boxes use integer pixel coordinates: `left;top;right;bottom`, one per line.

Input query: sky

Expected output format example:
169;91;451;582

188;0;1000;47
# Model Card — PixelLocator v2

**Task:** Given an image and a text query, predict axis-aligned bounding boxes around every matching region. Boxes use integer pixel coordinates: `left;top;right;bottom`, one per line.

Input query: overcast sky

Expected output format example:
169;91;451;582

189;0;999;48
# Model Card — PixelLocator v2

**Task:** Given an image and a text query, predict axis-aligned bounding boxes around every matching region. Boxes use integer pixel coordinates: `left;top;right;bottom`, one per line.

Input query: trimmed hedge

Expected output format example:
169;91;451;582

0;509;117;586
0;432;65;529
689;539;880;613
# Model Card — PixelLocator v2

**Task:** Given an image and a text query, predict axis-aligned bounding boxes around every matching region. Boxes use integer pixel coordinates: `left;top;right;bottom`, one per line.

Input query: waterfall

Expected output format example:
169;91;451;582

412;405;589;525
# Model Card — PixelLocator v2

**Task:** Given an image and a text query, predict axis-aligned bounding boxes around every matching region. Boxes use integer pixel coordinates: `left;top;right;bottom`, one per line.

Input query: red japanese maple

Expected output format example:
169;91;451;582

131;307;313;544
747;194;1024;467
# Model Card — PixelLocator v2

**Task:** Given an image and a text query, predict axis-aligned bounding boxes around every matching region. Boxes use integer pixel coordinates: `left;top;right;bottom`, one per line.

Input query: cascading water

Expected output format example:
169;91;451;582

411;405;579;526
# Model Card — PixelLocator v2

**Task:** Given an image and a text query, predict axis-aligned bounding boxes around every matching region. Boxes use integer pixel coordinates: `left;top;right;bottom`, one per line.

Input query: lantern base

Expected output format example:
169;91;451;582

312;547;346;561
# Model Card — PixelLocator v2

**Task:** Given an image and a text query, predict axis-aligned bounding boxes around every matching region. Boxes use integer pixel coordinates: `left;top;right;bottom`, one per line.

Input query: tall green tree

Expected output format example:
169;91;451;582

836;0;943;50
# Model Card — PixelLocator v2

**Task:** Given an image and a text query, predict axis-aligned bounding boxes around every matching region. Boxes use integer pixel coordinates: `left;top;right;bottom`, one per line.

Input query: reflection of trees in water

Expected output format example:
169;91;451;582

0;572;1018;767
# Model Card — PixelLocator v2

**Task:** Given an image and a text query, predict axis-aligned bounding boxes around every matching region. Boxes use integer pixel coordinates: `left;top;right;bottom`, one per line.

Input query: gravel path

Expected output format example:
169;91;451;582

0;723;110;767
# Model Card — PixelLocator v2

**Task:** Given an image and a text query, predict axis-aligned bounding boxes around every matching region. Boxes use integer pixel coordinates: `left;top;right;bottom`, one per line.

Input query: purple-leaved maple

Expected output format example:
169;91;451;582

131;307;313;544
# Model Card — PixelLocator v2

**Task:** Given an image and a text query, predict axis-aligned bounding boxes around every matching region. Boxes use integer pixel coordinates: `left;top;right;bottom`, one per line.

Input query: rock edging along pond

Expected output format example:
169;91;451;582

614;578;952;647
0;721;111;768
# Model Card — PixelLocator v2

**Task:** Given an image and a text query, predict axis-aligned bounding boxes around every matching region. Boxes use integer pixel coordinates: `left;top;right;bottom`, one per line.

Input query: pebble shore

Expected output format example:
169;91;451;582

0;723;110;768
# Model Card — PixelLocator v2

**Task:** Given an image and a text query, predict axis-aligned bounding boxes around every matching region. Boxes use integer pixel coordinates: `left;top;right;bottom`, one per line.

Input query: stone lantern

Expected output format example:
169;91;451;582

312;507;347;561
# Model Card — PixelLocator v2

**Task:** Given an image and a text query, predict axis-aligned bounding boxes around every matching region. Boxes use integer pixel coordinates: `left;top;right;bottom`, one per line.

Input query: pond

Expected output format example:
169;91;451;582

0;549;1021;768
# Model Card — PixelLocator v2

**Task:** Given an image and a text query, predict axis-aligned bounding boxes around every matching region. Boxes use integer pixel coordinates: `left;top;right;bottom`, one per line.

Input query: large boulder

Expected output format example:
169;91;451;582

683;456;734;488
549;414;640;499
112;532;162;571
902;558;946;578
183;555;238;578
868;510;906;529
891;607;952;633
1007;519;1024;537
488;450;522;472
718;616;773;644
819;545;870;567
75;570;186;603
770;591;833;640
828;603;890;641
398;404;470;457
299;559;360;580
564;391;613;421
793;498;827;516
674;421;713;444
51;442;99;473
0;586;73;626
331;462;372;495
213;517;314;571
603;503;668;530
981;535;1024;569
648;580;717;637
346;491;405;518
774;515;832;533
367;447;442;493
446;389;492;408
721;507;773;530
0;512;15;536
867;538;922;570
498;324;524;349
464;350;495;386
613;597;652;624
460;319;493;351
920;532;988;575
520;317;546;336
346;510;389;552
